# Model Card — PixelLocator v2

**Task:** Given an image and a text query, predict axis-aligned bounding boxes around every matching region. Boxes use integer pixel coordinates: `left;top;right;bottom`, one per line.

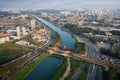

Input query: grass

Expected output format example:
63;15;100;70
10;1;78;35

12;52;50;80
50;56;68;80
0;43;33;50
0;55;28;75
78;63;89;80
103;67;120;80
66;58;82;80
0;42;34;79
0;49;22;65
0;43;33;65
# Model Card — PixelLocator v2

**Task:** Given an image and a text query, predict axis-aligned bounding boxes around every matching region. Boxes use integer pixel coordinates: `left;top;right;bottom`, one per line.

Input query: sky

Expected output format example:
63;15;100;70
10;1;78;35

0;0;120;9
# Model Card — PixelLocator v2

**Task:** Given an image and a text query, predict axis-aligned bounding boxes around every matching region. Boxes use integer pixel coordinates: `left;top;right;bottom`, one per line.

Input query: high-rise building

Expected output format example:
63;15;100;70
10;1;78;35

60;11;71;16
22;27;26;35
31;19;36;29
16;26;20;36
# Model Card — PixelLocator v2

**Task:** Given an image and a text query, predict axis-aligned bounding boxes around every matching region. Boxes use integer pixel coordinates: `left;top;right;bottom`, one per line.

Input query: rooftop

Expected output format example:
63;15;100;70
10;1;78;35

0;33;11;38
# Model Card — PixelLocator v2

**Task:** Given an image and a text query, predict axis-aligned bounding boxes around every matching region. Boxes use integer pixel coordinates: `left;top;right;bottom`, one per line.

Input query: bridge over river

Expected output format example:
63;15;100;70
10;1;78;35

48;48;120;70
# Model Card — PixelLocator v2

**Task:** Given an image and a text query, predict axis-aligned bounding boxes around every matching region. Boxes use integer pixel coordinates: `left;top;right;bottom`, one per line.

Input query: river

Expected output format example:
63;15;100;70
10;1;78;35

35;16;76;48
25;16;76;80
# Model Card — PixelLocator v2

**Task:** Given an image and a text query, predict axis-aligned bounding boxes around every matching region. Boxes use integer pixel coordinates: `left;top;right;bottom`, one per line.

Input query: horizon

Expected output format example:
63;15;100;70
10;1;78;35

0;0;120;9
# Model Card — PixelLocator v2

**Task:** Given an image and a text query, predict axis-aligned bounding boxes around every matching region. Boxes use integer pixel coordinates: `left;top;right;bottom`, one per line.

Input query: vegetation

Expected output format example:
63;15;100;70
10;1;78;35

88;36;117;45
89;37;99;44
78;63;89;80
0;28;61;80
100;48;120;59
64;23;105;35
0;43;33;65
23;34;41;47
0;49;22;65
12;52;50;80
9;29;61;80
66;58;82;80
0;54;29;80
110;30;120;36
103;67;120;80
50;57;68;80
73;42;86;55
0;43;32;50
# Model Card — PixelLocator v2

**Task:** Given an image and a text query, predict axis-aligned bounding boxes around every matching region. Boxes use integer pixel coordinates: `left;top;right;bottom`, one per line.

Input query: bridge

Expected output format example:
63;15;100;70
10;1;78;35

48;47;120;70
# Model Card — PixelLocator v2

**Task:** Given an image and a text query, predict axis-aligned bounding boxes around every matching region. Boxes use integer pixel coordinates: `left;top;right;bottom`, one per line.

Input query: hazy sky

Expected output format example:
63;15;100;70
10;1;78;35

0;0;120;9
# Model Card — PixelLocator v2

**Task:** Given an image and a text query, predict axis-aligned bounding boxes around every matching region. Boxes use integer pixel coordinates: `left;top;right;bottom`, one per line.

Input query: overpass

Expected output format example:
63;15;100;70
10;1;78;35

48;48;120;70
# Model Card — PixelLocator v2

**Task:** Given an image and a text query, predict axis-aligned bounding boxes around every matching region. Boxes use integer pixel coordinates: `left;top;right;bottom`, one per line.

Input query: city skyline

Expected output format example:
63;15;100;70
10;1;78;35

0;0;120;9
0;2;120;80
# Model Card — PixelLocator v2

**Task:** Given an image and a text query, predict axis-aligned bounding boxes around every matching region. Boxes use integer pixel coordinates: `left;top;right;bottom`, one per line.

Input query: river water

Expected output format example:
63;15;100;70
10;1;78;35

36;16;76;48
25;16;76;80
25;57;61;80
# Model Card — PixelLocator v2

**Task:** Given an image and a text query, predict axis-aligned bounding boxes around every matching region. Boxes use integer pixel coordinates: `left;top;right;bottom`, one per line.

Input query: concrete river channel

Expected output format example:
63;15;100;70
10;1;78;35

25;16;76;80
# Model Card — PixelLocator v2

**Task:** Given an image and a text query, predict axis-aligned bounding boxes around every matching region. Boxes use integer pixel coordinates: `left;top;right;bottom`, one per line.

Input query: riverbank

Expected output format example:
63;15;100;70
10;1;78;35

11;31;62;80
49;57;68;80
25;54;61;80
12;52;50;80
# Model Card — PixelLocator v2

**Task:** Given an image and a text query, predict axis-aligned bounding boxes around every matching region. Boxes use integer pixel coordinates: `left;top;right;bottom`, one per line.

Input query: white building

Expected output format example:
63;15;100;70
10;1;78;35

22;27;26;36
60;11;71;16
0;33;11;43
16;26;21;37
20;15;28;19
31;19;36;29
41;12;47;17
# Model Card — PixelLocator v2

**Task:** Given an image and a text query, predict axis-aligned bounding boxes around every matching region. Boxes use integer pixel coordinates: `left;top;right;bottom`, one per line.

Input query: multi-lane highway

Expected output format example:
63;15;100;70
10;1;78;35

74;35;102;80
72;62;86;80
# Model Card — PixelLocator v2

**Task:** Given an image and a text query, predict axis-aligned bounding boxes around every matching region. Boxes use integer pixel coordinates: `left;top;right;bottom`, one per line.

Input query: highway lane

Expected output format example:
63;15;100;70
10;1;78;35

71;35;88;80
73;35;96;80
87;43;103;80
98;66;103;80
87;64;96;80
75;35;101;80
91;64;97;80
86;45;96;80
72;62;86;80
92;44;103;80
74;35;95;80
